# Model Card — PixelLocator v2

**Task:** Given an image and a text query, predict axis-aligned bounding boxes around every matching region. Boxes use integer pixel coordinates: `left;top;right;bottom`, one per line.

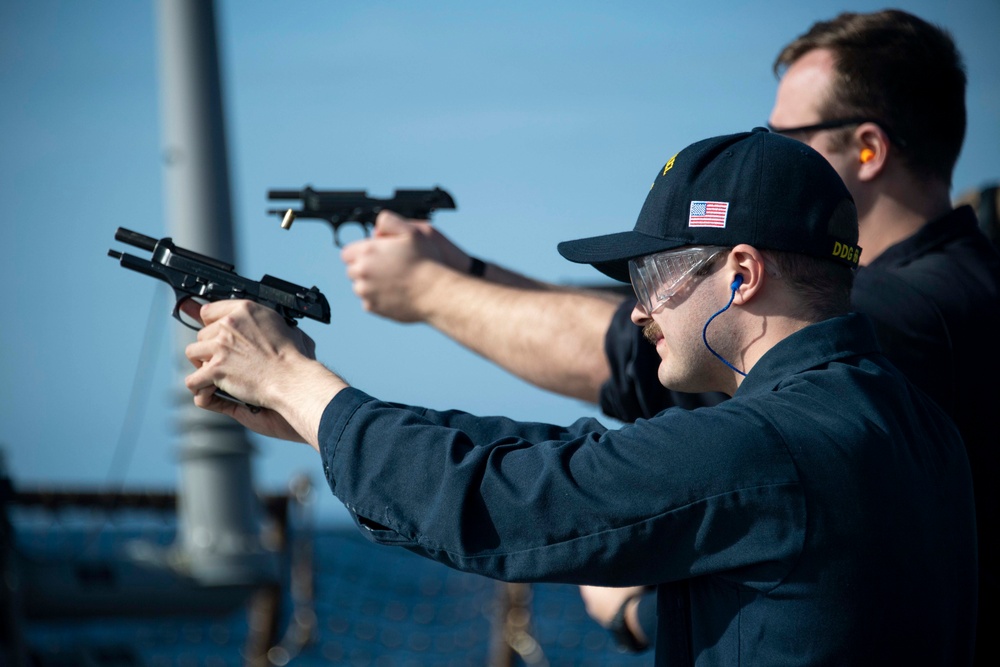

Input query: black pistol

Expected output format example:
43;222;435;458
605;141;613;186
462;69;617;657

109;227;331;328
109;227;331;412
267;186;456;246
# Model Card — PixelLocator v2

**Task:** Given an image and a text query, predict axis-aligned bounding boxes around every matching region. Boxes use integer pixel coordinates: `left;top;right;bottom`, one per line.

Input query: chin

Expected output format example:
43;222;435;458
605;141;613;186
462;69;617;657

659;363;720;395
658;366;694;393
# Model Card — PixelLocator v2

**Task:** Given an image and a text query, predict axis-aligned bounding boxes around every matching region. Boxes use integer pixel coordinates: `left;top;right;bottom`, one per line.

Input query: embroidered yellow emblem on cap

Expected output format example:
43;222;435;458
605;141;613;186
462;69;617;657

831;241;861;266
663;153;678;175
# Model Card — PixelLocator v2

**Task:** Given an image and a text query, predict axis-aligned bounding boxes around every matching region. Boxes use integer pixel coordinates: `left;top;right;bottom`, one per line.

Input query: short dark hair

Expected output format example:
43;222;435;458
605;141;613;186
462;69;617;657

702;246;854;322
761;195;858;321
773;10;966;185
763;251;854;321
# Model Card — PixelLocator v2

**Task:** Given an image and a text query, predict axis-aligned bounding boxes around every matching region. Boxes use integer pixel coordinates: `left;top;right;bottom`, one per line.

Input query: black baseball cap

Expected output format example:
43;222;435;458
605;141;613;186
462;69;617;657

557;128;861;282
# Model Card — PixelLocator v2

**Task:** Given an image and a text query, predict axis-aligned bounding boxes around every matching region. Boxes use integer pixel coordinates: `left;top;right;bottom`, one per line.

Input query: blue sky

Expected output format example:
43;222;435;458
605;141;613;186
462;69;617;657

2;0;998;524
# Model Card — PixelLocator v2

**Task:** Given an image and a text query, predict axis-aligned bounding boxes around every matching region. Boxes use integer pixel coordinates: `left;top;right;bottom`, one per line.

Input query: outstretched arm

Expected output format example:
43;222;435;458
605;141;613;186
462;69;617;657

341;212;626;403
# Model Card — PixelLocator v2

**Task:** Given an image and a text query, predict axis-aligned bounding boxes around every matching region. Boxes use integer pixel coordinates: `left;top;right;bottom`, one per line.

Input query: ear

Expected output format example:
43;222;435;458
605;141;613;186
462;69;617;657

853;122;890;182
726;244;767;306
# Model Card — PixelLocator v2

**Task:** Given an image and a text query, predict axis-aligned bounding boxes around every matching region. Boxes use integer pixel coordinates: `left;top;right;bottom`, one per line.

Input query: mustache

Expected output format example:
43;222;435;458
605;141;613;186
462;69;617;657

642;321;662;345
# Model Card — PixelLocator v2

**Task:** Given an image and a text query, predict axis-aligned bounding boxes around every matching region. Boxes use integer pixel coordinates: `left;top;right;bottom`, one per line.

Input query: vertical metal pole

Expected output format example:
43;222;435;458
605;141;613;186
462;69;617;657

155;0;271;585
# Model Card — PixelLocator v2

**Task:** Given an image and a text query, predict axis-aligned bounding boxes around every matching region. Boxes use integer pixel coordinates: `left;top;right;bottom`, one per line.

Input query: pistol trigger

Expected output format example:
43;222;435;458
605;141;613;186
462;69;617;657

171;295;199;331
171;298;184;322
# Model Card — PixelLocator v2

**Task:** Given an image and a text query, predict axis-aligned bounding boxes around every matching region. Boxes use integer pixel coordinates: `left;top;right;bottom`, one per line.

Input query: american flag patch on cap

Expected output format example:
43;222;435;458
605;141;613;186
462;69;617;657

689;201;729;228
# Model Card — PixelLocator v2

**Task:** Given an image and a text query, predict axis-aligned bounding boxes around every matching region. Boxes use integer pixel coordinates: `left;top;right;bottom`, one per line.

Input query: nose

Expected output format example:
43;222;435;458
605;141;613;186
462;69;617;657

630;301;651;327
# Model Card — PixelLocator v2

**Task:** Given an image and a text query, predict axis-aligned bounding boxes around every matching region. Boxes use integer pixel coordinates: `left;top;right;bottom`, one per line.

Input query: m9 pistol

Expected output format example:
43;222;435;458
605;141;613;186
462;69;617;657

267;186;456;246
108;227;331;329
109;227;331;412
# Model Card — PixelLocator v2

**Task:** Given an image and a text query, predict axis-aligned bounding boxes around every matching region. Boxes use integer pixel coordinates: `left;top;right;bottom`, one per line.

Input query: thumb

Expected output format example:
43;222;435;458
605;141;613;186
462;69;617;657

373;210;411;237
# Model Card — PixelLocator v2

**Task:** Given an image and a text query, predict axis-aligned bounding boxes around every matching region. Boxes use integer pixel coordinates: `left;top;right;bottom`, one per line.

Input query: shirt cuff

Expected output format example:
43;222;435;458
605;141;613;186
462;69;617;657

317;386;375;493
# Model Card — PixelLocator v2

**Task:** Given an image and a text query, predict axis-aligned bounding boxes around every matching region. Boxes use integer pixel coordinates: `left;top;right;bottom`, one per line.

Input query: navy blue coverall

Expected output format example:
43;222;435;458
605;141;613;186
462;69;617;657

320;314;977;666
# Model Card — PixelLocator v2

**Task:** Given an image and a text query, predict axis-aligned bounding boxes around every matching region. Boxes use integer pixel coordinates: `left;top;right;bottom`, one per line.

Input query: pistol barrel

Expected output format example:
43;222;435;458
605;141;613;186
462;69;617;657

268;190;306;200
114;227;158;251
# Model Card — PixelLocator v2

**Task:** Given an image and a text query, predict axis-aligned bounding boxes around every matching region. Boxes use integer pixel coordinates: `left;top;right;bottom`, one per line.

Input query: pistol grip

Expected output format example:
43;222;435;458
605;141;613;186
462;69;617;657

215;389;262;414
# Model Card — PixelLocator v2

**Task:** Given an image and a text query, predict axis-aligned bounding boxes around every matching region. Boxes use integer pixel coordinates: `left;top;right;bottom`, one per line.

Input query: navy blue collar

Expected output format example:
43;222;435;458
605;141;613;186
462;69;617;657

735;313;881;397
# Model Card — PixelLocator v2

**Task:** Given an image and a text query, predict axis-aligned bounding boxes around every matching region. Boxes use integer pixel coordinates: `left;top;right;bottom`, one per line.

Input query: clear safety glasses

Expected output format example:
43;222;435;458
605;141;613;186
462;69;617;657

629;246;725;314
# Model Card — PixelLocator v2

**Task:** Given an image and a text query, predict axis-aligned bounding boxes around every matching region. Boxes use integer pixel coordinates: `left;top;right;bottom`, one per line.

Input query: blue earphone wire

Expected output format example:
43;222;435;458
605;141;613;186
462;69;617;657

702;277;748;377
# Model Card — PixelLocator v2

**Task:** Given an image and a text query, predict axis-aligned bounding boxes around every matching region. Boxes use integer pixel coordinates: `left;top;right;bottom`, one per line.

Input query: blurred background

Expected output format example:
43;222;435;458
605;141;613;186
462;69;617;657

2;0;998;526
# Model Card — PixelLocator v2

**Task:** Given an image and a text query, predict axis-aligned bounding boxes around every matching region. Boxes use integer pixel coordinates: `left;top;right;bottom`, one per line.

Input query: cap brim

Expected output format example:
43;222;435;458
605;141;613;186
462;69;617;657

557;230;688;282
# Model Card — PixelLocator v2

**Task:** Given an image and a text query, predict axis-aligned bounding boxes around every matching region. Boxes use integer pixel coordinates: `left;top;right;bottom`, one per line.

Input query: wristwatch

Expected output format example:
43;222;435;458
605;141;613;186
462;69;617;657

608;594;645;653
468;256;487;277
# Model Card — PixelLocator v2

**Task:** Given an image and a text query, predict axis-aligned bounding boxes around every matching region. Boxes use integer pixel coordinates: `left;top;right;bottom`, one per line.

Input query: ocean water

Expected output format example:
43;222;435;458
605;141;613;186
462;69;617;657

12;517;652;666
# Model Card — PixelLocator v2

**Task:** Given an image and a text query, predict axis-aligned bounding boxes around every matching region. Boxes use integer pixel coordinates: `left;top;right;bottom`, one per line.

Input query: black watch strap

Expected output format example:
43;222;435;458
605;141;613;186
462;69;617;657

608;594;645;653
468;256;486;277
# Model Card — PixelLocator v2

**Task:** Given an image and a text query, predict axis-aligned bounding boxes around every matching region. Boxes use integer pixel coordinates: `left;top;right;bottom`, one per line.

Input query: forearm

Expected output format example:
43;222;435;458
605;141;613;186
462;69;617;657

420;260;625;403
342;216;627;403
265;356;348;452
